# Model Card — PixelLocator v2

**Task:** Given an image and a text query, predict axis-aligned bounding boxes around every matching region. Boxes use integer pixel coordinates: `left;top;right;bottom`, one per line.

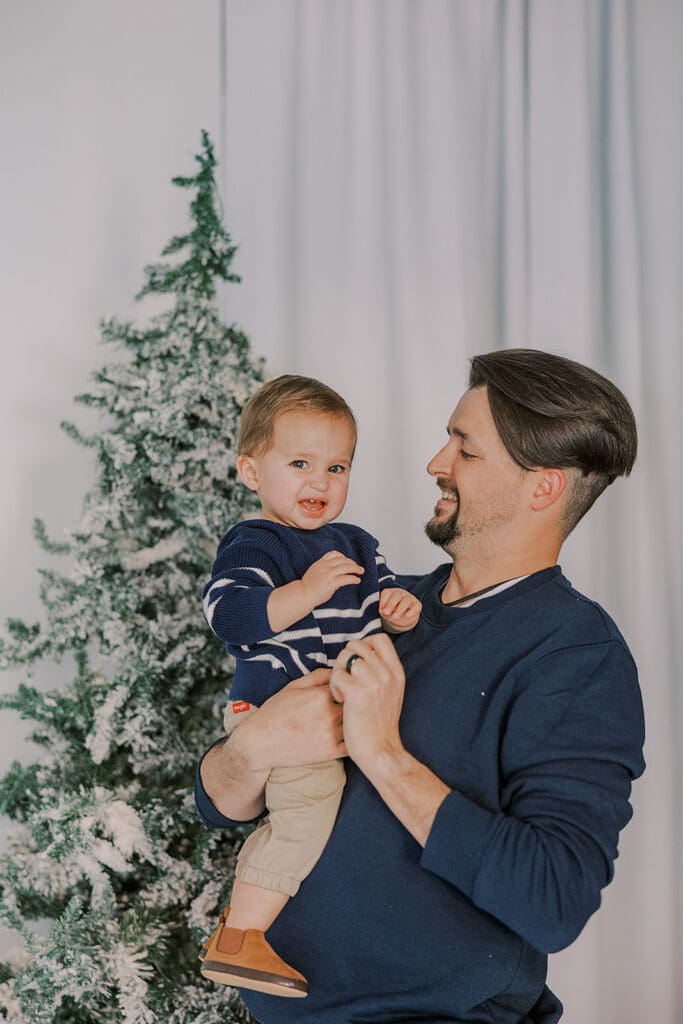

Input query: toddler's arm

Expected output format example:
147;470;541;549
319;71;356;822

204;548;365;643
267;550;365;632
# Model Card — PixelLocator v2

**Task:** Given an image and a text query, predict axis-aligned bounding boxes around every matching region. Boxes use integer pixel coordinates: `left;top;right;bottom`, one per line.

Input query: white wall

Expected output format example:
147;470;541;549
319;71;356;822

0;0;220;953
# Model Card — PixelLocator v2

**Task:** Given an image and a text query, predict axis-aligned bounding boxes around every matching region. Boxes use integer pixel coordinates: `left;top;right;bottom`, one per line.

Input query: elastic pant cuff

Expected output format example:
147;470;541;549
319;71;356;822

235;863;301;897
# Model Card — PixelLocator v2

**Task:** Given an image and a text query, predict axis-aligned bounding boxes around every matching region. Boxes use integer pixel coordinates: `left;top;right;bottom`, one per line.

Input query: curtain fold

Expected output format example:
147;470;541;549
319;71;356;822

220;4;682;1019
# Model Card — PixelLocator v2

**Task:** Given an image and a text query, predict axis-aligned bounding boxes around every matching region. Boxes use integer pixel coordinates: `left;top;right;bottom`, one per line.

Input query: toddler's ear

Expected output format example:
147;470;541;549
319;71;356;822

236;455;259;492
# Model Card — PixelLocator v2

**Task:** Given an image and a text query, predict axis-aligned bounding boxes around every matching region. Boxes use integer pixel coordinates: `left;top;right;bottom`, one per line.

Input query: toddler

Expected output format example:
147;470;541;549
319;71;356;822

199;375;421;997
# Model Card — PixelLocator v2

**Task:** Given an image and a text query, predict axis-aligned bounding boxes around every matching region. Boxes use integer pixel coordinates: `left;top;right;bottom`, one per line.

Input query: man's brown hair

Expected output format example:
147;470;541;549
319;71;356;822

469;349;637;535
238;374;357;457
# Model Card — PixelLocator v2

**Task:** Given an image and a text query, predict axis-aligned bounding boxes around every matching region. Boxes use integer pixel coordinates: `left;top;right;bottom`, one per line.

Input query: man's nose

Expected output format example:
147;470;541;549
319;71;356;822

427;443;450;478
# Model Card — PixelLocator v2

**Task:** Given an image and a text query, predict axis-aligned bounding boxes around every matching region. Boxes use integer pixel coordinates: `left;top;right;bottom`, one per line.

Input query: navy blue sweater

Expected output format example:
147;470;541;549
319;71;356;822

196;565;645;1023
203;519;396;702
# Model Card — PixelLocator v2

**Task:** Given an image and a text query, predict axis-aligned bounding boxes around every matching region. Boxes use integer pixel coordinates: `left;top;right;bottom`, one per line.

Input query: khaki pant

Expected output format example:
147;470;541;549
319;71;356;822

223;700;345;897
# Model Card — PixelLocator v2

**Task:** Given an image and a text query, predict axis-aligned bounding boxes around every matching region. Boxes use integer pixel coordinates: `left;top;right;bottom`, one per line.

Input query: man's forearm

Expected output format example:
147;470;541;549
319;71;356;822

200;730;269;822
362;746;451;847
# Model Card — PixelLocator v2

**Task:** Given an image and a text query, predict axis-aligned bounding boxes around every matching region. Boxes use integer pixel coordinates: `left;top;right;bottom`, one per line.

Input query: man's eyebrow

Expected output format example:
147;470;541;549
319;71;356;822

447;426;470;441
447;425;484;451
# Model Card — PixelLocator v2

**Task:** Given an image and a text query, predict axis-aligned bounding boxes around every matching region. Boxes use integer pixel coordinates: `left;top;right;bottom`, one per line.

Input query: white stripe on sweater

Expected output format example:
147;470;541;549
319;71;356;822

312;593;379;619
202;578;234;626
242;639;310;677
320;617;382;644
240;566;275;586
272;627;323;642
241;652;288;672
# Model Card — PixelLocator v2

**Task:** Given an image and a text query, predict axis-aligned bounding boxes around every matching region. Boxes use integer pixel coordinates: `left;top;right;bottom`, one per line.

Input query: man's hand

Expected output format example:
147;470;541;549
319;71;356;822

329;635;451;848
379;588;422;633
236;668;346;773
329;633;406;776
201;668;345;821
300;550;365;606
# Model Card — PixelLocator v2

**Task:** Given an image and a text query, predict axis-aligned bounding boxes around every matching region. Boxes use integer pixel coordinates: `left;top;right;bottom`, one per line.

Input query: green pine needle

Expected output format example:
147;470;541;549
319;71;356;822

0;132;261;1024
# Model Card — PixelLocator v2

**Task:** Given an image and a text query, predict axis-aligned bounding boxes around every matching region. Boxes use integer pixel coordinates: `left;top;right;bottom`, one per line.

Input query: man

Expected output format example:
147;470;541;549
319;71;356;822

196;349;645;1024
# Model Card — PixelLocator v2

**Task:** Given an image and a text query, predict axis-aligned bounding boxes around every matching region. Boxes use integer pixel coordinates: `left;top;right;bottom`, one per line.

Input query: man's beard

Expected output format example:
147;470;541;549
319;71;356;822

424;483;460;549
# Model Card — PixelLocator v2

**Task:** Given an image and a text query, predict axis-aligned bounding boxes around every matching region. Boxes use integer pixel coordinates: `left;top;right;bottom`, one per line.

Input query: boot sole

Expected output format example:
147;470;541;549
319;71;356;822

200;960;308;998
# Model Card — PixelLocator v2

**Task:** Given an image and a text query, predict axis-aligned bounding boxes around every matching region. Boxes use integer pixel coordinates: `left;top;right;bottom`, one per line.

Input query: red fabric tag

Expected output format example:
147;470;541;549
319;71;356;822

232;701;251;714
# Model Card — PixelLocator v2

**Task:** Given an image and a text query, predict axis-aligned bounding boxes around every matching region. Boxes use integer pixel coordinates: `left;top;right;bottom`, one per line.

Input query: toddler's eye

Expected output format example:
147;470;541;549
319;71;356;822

290;460;307;469
328;464;347;474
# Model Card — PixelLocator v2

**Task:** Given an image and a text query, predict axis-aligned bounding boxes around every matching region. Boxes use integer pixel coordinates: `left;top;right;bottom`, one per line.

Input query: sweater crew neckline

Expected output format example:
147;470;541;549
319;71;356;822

237;517;344;537
420;564;562;625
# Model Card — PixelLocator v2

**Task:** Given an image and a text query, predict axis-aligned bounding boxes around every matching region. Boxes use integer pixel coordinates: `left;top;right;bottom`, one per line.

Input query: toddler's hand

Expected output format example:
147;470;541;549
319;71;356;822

301;550;365;606
379;588;422;633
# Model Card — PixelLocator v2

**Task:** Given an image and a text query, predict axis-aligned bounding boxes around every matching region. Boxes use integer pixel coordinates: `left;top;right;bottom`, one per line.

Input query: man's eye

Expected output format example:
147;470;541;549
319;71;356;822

460;450;475;461
291;460;307;469
328;464;347;474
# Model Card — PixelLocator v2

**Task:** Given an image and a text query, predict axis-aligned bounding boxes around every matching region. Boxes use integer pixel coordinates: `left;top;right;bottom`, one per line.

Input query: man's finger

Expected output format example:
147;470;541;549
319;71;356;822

288;667;333;689
361;631;397;655
336;639;388;681
329;677;345;703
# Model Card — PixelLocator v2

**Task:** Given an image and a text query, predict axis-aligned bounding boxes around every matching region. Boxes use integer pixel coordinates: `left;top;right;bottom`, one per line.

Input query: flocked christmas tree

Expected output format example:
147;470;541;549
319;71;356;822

0;133;262;1024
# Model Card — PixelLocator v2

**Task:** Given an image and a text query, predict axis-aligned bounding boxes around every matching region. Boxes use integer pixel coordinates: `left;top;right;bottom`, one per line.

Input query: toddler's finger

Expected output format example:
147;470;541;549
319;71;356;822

337;574;362;587
379;590;399;613
399;595;419;616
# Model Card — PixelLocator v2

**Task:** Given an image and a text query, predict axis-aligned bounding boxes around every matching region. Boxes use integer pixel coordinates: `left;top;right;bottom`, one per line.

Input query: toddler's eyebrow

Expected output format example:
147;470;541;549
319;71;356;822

288;451;351;462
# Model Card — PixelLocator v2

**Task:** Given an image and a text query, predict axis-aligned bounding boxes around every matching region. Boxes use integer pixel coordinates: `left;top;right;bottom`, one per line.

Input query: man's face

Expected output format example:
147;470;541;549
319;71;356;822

425;387;529;556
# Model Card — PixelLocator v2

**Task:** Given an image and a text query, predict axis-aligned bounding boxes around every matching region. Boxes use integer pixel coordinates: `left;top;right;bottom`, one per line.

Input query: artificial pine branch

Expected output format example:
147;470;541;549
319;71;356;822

0;133;262;1023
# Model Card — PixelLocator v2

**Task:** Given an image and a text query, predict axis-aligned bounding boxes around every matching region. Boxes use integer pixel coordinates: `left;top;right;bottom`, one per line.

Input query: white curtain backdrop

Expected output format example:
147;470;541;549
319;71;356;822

0;2;679;1021
219;3;682;1022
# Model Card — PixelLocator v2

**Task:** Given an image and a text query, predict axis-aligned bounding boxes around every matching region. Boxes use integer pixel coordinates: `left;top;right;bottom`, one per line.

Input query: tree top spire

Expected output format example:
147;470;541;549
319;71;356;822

137;130;240;304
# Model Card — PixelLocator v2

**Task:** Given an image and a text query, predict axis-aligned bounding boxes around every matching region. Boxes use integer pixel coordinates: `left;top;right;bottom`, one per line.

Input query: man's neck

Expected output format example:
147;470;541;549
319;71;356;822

440;546;559;605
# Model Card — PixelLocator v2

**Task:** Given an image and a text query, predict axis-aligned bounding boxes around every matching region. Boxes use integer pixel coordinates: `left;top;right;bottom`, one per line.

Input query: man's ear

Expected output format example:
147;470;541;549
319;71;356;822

236;455;260;492
529;468;567;512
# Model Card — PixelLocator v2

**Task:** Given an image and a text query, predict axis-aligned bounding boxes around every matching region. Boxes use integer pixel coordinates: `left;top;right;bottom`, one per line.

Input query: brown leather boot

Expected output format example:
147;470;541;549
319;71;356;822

198;907;229;962
200;914;308;998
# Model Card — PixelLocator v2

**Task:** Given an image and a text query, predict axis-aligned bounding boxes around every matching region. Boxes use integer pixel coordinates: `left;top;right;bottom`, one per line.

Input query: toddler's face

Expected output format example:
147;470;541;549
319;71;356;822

243;410;355;530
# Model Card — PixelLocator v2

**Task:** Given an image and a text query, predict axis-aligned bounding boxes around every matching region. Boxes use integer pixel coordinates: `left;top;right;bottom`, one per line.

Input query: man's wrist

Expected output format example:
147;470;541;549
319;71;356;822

358;742;452;848
357;741;409;788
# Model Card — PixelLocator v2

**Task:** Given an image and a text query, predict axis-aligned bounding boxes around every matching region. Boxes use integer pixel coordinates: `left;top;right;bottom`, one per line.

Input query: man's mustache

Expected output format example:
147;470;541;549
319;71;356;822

435;478;459;504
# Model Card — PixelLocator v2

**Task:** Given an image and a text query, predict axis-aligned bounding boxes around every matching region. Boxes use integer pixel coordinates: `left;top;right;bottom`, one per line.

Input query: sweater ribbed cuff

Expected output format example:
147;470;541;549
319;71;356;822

420;788;503;897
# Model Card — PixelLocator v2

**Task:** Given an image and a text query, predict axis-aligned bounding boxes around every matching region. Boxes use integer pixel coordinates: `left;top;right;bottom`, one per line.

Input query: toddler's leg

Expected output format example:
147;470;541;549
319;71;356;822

200;700;310;997
228;878;288;932
236;759;346;893
200;904;308;998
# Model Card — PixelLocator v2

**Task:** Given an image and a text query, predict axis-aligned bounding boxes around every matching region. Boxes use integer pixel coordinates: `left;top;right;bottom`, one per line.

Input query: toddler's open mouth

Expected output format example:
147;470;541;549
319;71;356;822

299;499;327;515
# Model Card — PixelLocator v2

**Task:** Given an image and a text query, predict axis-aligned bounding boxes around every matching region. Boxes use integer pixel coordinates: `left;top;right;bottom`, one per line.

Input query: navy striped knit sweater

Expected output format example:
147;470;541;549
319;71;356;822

202;519;396;704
